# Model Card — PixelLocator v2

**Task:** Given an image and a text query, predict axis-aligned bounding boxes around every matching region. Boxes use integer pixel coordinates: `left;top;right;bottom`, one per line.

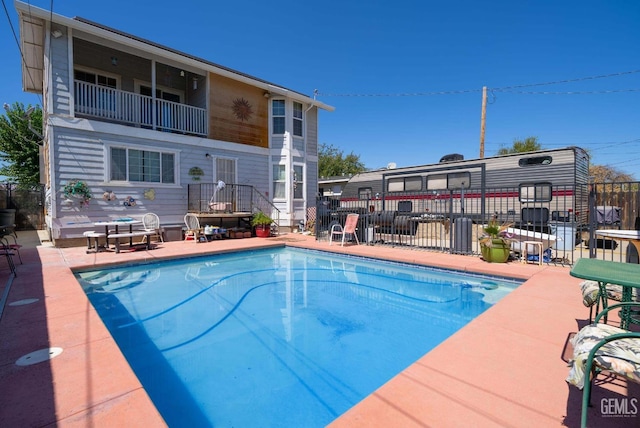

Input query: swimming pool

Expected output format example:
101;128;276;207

75;247;520;427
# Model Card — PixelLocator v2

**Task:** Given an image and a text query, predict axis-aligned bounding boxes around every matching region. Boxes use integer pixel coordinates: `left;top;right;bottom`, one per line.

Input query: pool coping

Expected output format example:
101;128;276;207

1;234;637;427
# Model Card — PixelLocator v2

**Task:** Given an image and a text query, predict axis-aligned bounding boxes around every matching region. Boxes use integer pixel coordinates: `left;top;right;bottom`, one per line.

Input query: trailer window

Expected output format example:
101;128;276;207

405;176;422;191
447;172;471;190
386;176;422;192
387;178;404;192
519;183;552;202
426;174;447;190
519;156;552;166
358;187;372;200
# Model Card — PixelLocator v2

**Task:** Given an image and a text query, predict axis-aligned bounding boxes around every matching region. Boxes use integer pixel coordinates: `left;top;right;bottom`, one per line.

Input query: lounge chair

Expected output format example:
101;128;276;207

566;302;640;428
141;213;164;243
184;213;205;242
330;213;360;246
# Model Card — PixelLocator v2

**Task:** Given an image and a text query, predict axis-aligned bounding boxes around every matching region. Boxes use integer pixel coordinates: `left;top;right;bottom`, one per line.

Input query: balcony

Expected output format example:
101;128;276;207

74;80;207;137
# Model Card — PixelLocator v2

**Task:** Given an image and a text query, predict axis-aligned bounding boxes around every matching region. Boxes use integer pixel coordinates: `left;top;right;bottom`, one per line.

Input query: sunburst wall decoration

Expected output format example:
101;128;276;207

232;97;253;121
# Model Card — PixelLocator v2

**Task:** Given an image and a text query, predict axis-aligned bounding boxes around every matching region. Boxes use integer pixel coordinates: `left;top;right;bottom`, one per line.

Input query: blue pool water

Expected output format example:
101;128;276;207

75;248;520;427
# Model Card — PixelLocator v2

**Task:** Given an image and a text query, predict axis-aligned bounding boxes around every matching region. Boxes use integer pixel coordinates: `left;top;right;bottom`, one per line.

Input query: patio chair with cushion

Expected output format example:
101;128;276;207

142;213;164;243
330;213;360;246
566;302;640;428
184;213;205;242
579;280;639;322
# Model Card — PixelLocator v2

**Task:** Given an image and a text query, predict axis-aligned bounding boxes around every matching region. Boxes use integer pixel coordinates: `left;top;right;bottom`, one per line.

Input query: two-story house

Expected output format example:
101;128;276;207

15;1;333;245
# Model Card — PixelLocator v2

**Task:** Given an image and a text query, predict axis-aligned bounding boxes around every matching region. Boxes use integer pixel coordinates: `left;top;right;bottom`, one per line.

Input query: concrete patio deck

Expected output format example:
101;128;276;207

0;230;638;427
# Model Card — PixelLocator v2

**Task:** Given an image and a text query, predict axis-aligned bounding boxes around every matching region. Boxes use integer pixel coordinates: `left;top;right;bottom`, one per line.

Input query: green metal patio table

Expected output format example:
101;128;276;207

570;258;640;329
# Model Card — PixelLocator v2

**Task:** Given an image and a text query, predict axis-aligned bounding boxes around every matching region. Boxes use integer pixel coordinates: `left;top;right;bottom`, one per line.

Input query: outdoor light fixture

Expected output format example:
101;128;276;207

263;91;271;98
51;29;63;38
192;77;198;90
111;56;118;66
205;153;211;159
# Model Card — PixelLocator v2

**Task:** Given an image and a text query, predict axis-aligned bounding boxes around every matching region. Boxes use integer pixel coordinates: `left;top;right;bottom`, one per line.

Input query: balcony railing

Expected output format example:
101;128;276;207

74;80;207;137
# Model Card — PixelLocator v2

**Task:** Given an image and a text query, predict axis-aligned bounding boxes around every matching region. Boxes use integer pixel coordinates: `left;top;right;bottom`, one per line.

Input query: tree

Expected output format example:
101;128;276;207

0;102;42;187
496;136;541;155
318;143;366;177
589;164;635;183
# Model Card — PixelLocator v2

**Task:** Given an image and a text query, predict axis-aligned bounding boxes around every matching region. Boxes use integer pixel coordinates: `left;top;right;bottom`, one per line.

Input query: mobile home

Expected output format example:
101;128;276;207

340;147;590;228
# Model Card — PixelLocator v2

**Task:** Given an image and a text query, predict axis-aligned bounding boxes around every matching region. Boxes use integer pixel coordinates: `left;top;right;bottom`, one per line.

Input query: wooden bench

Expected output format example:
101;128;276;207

83;231;107;253
108;231;153;253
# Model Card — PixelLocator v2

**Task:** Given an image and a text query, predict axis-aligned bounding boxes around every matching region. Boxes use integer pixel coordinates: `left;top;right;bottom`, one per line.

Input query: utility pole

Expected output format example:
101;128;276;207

479;86;487;158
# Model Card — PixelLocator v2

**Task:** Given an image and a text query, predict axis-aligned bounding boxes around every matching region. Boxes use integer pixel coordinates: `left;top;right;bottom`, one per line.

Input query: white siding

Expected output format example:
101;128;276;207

51;120;270;238
50;31;71;115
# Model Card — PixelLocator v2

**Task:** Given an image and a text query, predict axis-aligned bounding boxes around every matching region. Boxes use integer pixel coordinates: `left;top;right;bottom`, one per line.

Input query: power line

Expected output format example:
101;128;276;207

585;138;640;152
486;138;640;152
492;69;640;90
316;88;481;97
596;157;640;169
493;89;640;95
315;69;640;98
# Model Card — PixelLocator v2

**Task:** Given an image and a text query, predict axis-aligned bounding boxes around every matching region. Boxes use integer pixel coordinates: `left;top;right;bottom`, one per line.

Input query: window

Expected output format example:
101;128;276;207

386;176;422;192
405;176;423;191
519;183;552;202
75;69;118;115
293;102;303;136
273;164;304;199
519;156;552;166
273;164;286;199
293;165;303;199
447;172;471;189
426;174;447;191
387;178;404;192
110;147;175;183
272;100;285;134
358;187;372;200
75;70;117;88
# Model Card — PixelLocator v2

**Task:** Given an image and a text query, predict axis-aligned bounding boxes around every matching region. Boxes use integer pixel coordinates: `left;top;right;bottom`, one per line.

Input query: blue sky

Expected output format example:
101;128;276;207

2;1;639;177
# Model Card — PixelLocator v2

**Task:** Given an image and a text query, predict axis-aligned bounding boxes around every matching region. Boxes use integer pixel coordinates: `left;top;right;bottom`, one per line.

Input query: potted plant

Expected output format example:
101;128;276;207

251;211;273;238
479;218;513;263
63;179;92;207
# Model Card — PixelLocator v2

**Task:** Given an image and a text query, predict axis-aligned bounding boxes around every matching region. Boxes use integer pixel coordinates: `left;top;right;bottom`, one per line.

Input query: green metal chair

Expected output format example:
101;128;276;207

566;302;640;428
579;280;639;322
